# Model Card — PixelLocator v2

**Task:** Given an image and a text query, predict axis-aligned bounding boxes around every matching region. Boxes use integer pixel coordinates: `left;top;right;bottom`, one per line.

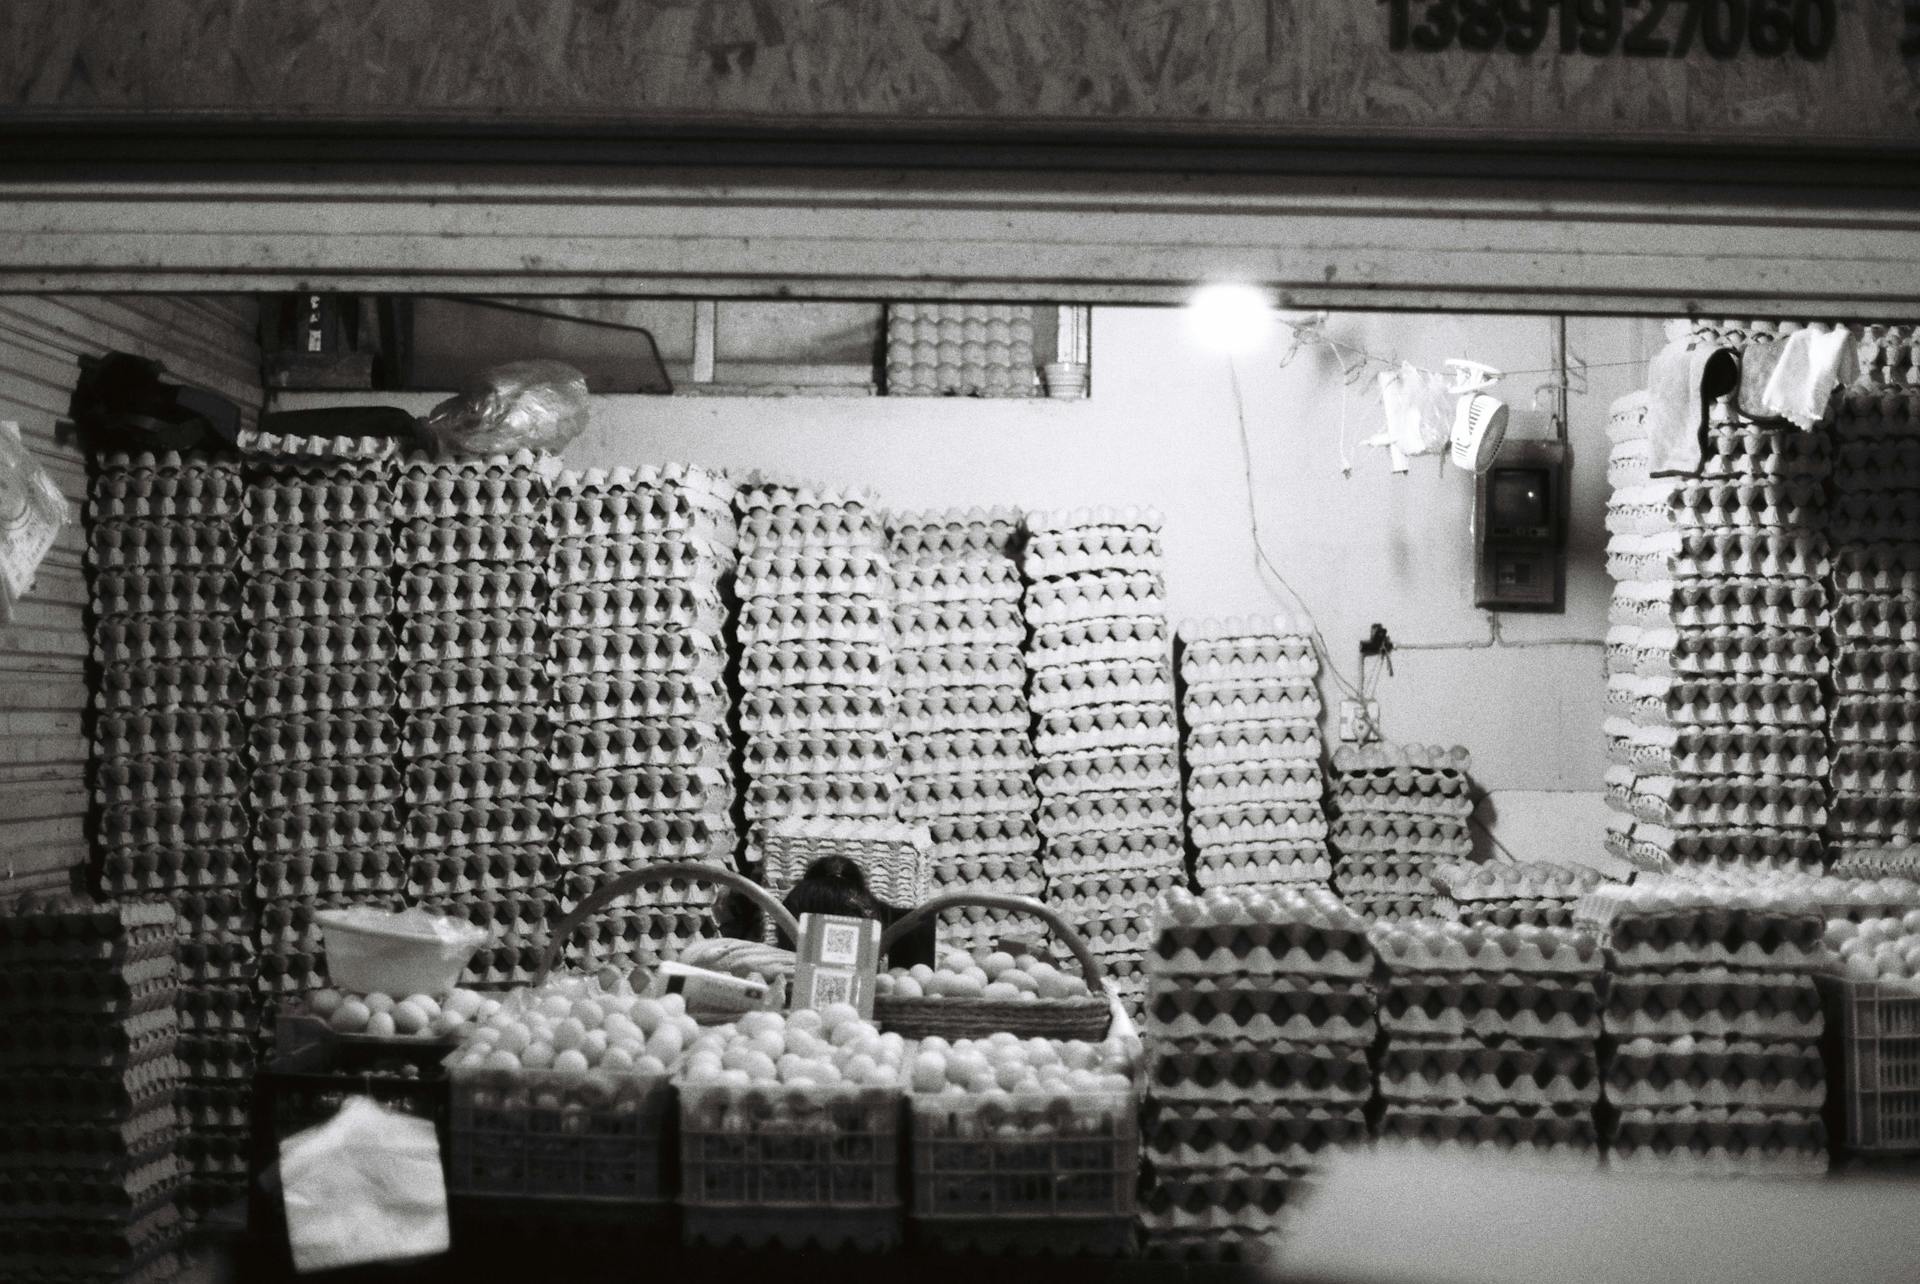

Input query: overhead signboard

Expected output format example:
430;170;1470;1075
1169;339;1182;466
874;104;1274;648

2;0;1915;150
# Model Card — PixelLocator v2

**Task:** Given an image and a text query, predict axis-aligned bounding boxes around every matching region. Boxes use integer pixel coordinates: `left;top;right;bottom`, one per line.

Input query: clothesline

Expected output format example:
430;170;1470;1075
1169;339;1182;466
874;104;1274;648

1271;315;1645;384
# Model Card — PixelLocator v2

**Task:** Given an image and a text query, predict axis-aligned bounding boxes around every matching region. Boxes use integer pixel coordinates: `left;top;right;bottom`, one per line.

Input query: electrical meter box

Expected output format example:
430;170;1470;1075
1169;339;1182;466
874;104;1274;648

1473;440;1567;611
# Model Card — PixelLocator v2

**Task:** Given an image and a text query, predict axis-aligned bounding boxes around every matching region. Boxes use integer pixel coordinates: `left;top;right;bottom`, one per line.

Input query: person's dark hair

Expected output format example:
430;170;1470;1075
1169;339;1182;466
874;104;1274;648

782;855;883;920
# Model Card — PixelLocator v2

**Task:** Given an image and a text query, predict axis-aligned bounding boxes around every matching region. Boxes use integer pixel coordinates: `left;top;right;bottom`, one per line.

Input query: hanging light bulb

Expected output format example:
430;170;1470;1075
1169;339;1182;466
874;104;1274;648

1186;283;1276;354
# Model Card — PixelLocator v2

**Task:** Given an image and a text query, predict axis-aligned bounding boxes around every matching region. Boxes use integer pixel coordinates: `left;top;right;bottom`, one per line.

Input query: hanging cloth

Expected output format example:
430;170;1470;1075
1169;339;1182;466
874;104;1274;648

1761;326;1859;430
1646;343;1739;476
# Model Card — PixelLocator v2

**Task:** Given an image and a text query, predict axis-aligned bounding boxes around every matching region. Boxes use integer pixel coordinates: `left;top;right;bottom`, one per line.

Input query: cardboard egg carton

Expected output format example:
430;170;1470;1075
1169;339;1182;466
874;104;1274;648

548;539;730;590
91;751;245;809
1194;849;1331;889
735;504;883;553
404;750;549;806
1574;884;1824;969
1022;541;1165;580
172;930;255;987
252;846;406;901
739;639;893;685
1367;920;1602;977
552;460;732;501
92;458;245;521
245;711;399;766
927;830;1045;864
1834;595;1920;645
392;517;547;570
1634;828;1827;871
250;801;399;855
0;1107;185;1172
737;545;890;583
549;582;724;633
1429;860;1606;903
1332;741;1470;776
246;620;395;672
236;422;397;461
241;524;390;577
1028;624;1169;668
1328;817;1471;858
1830;745;1920;793
553;494;737;546
95;799;248;852
1179;615;1315;656
744;779;896;821
1605;1105;1828;1175
1186;760;1322;797
892;552;1022;595
892;605;1025;646
1661;627;1830;679
896;776;1036;819
92;614;244;668
1669;477;1826;528
243;474;387;526
395;658;547;711
96;842;248;897
92;658;244;714
1193;812;1328;848
898;748;1036;786
550;675;728;729
552;864;721;916
1833;546;1920;592
554;814;727;866
1377;1104;1598;1154
1148;1037;1372;1105
1604;1037;1825;1111
1827;793;1920;840
1036;759;1181;800
1629;727;1829;780
241;568;389;622
1835;647;1920;694
242;663;395;721
174;988;254;1039
1034;699;1177;739
885;506;1022;557
1832;693;1920;744
1024;504;1163;543
1143;1102;1366;1177
748;736;895;779
1335;860;1434;898
1037;788;1181;833
404;799;551;852
1029;679;1176;720
929;851;1045;890
406;846;553;901
1605;533;1828;584
1378;972;1600;1042
1026;565;1165;609
737;688;894;734
1147;976;1376;1046
87;518;237;575
398;568;546;620
1051;867;1185;908
1613;578;1829;631
563;908;717;971
742;612;892;648
1151;889;1371;979
551;766;731;821
90;567;239;621
1376;1039;1600;1108
1699;423;1834;481
1836;437;1920;486
1603;970;1822;1042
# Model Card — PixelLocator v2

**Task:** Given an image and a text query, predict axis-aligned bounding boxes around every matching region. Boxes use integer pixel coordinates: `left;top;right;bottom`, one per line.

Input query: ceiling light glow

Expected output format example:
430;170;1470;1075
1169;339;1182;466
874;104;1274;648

1186;283;1275;354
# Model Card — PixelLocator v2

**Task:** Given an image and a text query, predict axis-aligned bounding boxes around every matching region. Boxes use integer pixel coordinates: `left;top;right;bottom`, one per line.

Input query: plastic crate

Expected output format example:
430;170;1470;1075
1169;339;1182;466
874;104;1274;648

446;1063;674;1206
909;1090;1137;1256
678;1081;902;1251
1818;972;1920;1153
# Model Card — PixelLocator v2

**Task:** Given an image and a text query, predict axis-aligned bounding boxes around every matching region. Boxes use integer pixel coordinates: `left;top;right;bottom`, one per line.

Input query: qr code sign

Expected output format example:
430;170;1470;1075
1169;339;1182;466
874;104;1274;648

809;970;854;1008
820;923;861;966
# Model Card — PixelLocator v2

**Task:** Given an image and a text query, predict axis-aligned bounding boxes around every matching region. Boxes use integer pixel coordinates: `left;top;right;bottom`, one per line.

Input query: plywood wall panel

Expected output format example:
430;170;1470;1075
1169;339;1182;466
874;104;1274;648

0;294;262;896
1;0;1913;148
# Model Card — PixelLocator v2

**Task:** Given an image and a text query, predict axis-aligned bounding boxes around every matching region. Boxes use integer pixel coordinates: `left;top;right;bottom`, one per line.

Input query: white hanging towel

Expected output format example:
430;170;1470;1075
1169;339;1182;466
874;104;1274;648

1761;326;1859;430
1370;363;1454;469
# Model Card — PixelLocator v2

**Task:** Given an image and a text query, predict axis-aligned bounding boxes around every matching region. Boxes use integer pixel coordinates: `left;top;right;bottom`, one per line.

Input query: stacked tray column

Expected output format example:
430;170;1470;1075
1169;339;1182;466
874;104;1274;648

1585;881;1829;1174
87;449;255;1215
1141;886;1373;1262
1328;744;1474;920
1177;615;1329;888
395;451;555;987
888;508;1042;950
1828;328;1920;860
734;480;899;840
547;464;737;970
1023;506;1187;1016
1371;919;1604;1158
0;895;189;1284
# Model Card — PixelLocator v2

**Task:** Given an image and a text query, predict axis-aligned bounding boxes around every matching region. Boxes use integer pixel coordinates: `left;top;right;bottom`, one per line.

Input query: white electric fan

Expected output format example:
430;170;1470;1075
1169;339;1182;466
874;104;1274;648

1446;359;1510;473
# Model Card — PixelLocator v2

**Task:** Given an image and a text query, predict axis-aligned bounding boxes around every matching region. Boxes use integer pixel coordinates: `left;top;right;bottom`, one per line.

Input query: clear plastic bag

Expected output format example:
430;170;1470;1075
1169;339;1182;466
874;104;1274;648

421;360;590;459
281;1096;448;1273
0;421;72;623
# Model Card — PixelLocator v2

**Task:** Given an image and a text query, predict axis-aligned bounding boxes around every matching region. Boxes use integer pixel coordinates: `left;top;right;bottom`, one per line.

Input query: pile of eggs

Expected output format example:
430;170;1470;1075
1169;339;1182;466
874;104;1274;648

876;948;1092;1001
1826;912;1920;982
446;975;702;1076
679;1005;907;1090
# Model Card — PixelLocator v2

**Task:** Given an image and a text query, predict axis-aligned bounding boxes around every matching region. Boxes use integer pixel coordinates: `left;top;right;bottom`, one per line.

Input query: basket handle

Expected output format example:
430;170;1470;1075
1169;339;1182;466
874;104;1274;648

535;861;799;988
879;891;1108;1000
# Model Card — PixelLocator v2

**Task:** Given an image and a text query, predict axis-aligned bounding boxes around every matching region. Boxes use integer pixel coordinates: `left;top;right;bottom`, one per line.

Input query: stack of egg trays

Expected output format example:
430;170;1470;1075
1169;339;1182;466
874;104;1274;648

884;303;1035;397
1139;886;1373;1263
1828;329;1920;861
0;895;189;1284
1606;324;1834;876
1579;881;1829;1174
548;465;738;972
1428;860;1613;928
244;455;406;1010
888;508;1041;952
1327;744;1473;920
1023;507;1188;1014
1177;615;1330;889
87;450;256;1215
1370;918;1605;1158
1602;390;1654;869
734;477;899;833
395;451;556;988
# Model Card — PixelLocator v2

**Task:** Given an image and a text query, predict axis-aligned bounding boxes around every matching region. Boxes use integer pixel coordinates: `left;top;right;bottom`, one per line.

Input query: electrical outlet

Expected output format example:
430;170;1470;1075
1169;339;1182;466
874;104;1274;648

1338;699;1380;743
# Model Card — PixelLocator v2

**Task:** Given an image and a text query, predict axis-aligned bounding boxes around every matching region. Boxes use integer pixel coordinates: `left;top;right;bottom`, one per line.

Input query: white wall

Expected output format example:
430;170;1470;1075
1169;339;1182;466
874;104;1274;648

284;306;1663;866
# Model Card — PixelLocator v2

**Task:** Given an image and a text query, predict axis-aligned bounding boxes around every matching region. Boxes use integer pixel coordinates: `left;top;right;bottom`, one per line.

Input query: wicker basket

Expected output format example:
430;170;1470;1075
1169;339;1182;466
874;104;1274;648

874;892;1112;1041
752;818;932;943
532;860;798;987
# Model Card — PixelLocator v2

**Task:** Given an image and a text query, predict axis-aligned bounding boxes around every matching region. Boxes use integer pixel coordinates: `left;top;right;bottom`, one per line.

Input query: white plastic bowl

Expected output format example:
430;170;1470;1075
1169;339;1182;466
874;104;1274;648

315;907;489;997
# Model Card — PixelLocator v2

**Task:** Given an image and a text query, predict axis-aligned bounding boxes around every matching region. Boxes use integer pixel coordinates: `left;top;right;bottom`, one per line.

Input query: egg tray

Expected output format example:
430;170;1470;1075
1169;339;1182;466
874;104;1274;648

552;686;728;730
1142;1101;1366;1176
1607;545;1828;587
1331;769;1472;802
411;846;555;901
1376;972;1601;1040
1633;733;1830;780
740;643;894;683
899;752;1037;786
0;1054;189;1123
173;987;255;1038
553;459;733;501
89;658;245;716
548;545;730;594
175;929;258;985
95;799;249;852
1604;1106;1829;1175
395;568;546;619
1148;1037;1373;1106
894;559;1022;597
738;691;894;732
1577;900;1825;972
1031;652;1170;691
930;859;1045;897
0;901;177;966
0;1010;180;1076
0;1224;188;1284
1603;971;1823;1042
1631;795;1826;833
1832;696;1920;746
92;467;245;523
243;620;395;673
239;522;393;577
1026;589;1168;632
551;770;732;822
1328;833;1471;862
91;751;246;809
1023;506;1162;546
1194;851;1332;887
1334;863;1435;897
1184;767;1323;803
0;961;182;1025
394;659;549;712
392;612;544;666
1146;977;1377;1046
178;1081;251;1131
251;711;400;766
892;649;1023;685
1149;941;1372;984
1834;607;1920;650
91;616;246;671
1602;1038;1826;1111
0;1109;185;1175
403;800;553;851
1375;1038;1602;1108
898;793;1036;828
885;506;1022;553
1628;628;1832;681
241;663;397;723
94;843;249;897
86;518;238;574
1377;1104;1599;1153
548;583;726;635
1834;545;1920;592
